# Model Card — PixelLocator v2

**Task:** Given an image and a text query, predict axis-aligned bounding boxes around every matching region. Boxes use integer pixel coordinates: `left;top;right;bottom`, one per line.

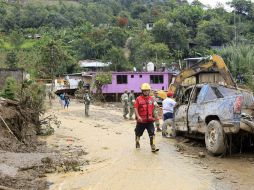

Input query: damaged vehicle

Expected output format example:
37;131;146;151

173;83;254;155
168;54;254;155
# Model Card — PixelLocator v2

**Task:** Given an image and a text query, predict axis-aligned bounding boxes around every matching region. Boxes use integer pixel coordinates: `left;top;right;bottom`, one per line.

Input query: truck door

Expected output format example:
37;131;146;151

187;86;204;133
174;87;194;132
188;85;219;133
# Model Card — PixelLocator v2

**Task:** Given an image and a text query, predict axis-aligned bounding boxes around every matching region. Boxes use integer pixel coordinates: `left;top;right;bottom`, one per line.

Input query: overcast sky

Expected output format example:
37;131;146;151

189;0;254;9
196;0;229;7
188;0;231;9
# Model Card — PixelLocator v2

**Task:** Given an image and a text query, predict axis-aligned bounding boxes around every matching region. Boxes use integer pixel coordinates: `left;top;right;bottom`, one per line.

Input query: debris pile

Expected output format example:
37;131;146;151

38;115;61;136
0;98;87;190
0;98;41;152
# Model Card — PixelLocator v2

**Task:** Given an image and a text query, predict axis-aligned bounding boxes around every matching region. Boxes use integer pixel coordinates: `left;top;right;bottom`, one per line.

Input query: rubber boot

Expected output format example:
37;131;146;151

136;136;140;149
150;135;159;152
156;126;162;132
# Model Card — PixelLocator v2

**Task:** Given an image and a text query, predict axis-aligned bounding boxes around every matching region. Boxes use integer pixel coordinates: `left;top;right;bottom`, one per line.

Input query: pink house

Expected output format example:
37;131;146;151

102;71;173;94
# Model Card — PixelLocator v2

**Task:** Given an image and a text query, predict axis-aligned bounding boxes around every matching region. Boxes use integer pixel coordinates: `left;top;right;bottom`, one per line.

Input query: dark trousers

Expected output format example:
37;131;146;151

163;112;173;121
135;122;155;137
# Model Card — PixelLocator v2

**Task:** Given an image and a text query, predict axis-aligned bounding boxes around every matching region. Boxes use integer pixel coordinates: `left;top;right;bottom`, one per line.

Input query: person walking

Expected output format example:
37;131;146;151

152;90;162;132
121;89;129;119
59;93;65;108
128;90;135;120
162;91;176;137
64;93;70;109
134;83;159;152
83;89;91;117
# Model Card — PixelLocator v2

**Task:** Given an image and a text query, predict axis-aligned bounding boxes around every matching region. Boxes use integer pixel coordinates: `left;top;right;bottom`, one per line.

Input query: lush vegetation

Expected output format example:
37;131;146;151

0;0;253;85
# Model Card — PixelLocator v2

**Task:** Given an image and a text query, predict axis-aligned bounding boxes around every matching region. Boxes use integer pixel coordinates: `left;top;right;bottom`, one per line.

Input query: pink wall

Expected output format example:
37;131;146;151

101;72;172;93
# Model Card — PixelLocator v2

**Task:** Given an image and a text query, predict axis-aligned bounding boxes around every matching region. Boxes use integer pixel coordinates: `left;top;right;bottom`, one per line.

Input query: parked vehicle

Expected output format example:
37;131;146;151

173;83;254;155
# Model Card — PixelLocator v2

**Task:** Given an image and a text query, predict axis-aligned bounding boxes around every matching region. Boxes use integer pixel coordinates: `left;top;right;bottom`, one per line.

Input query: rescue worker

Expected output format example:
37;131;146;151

83;89;91;117
134;83;159;152
121;89;129;119
153;90;162;132
59;93;65;108
162;91;176;137
64;93;70;109
128;90;135;120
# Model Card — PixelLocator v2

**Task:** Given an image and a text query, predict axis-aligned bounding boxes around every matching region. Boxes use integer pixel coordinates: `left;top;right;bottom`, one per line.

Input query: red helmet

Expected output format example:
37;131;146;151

167;91;174;97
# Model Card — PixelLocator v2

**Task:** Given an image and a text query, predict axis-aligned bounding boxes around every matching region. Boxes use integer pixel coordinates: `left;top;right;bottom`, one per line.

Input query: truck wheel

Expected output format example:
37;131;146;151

205;120;226;155
172;124;179;138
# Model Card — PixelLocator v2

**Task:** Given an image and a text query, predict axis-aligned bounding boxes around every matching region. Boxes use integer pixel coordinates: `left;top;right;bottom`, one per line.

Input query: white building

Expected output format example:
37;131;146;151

79;60;111;71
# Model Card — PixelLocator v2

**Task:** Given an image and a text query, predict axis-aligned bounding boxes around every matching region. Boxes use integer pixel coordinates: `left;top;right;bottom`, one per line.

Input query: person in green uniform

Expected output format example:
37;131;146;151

121;89;129;119
83;89;91;117
128;90;135;120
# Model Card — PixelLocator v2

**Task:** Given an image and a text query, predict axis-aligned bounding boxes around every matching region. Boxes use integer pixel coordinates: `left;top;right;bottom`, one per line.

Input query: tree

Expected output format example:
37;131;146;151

152;19;189;50
171;4;204;28
195;19;232;46
104;46;130;71
5;50;18;69
20;4;48;28
39;40;73;90
229;0;253;16
107;27;128;47
117;16;129;27
220;43;254;90
93;72;112;101
19;80;46;116
0;1;7;31
82;3;113;26
136;42;169;65
9;30;24;49
0;77;17;100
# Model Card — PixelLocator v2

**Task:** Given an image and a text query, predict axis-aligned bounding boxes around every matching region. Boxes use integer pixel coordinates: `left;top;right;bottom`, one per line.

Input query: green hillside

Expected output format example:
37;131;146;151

0;0;253;87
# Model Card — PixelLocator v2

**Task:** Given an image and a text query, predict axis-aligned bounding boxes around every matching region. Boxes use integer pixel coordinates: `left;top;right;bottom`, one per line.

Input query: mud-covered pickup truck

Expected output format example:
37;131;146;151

173;83;254;155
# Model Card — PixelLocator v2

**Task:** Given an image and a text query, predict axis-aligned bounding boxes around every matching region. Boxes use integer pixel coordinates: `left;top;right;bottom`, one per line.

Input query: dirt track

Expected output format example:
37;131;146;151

46;100;254;190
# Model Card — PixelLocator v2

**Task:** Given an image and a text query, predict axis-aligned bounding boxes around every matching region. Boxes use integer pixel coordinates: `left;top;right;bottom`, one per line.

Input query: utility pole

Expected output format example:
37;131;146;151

234;9;237;45
156;52;158;65
50;43;55;92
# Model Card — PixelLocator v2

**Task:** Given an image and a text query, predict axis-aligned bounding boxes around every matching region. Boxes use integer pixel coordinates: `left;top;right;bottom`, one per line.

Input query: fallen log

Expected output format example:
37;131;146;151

0;114;19;141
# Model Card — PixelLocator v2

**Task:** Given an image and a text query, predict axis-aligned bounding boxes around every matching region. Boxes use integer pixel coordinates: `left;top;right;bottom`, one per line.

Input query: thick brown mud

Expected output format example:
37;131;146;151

45;101;254;190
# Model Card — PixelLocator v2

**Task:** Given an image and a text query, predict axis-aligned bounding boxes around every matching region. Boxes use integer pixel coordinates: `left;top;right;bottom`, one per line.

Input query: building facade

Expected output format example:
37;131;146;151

101;71;172;94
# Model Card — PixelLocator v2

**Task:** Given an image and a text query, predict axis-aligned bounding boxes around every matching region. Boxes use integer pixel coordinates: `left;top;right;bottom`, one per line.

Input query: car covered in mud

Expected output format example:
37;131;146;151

173;83;254;155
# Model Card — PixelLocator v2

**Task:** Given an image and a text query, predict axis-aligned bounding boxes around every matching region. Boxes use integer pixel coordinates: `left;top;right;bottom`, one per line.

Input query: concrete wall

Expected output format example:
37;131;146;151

0;69;26;89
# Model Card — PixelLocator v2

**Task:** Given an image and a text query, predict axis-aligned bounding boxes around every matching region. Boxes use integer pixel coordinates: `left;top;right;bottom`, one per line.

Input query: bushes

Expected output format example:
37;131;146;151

0;77;17;100
0;77;46;115
19;80;46;115
220;43;254;91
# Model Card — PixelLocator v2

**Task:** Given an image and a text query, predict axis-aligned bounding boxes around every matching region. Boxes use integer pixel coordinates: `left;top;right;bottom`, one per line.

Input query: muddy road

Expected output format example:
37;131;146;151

46;101;254;190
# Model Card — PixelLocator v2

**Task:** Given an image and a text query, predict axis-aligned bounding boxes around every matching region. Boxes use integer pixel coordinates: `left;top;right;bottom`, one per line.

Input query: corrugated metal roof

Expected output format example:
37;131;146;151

79;60;111;68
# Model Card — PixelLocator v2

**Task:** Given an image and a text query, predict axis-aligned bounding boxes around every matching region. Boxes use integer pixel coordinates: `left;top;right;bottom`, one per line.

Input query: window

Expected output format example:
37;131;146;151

117;75;127;84
191;87;201;103
150;75;163;84
139;75;142;78
131;75;134;78
211;87;224;98
203;87;217;102
217;86;238;97
181;88;193;104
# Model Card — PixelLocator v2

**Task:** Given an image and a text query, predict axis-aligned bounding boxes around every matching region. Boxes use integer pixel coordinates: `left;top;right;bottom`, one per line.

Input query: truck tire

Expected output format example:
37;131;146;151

172;124;179;138
205;120;226;155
